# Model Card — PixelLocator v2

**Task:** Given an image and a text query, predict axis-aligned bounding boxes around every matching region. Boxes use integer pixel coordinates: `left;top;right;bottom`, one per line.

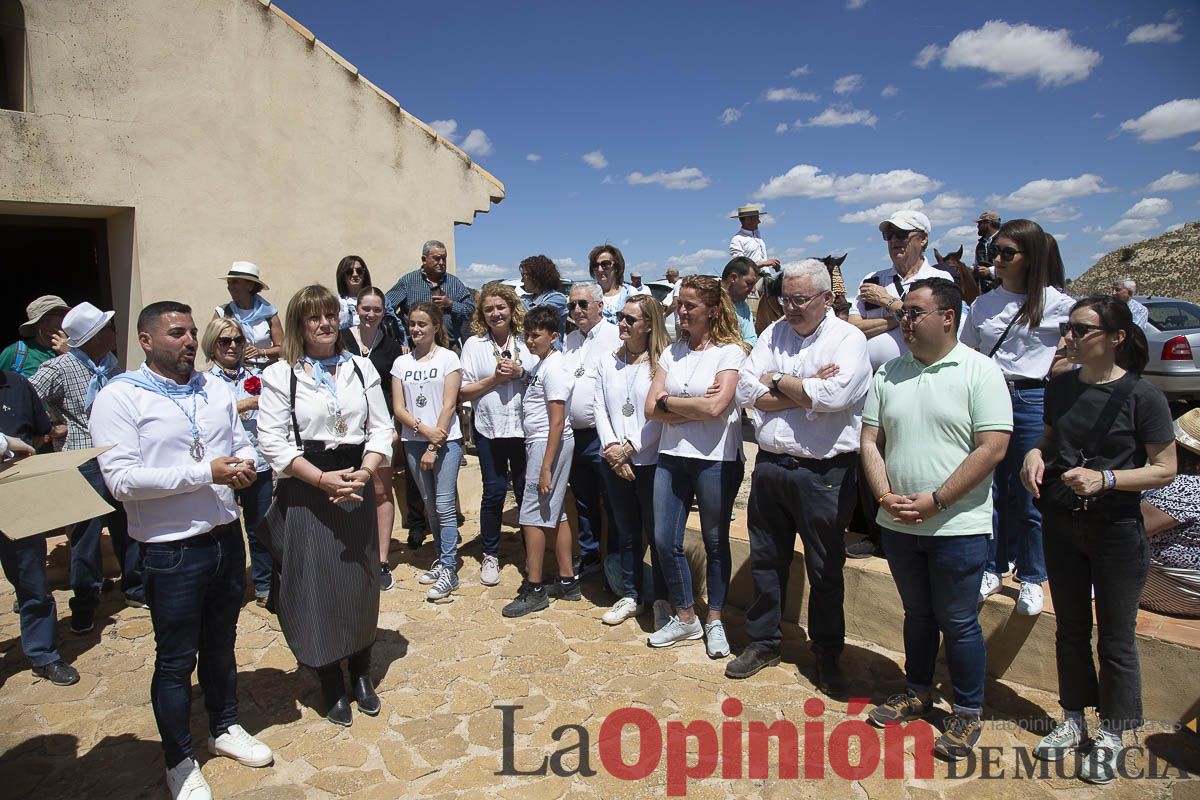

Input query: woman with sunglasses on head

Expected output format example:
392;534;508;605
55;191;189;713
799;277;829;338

593;295;671;627
202;317;275;607
519;255;568;335
960;218;1075;616
645;275;750;657
460;283;536;587
213;261;283;370
589;244;632;324
1021;296;1176;784
339;288;406;591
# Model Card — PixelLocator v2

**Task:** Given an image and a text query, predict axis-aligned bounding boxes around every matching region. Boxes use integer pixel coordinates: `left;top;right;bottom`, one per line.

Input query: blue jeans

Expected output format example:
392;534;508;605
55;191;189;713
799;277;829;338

600;463;667;604
238;470;275;597
882;528;989;714
143;522;245;768
404;439;463;570
653;454;743;612
474;431;525;557
570;427;615;558
70;458;142;610
0;533;61;667
989;386;1046;583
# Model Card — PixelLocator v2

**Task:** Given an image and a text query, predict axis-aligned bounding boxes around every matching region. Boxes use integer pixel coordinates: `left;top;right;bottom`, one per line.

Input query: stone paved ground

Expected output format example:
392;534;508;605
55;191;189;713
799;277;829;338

1;511;1198;799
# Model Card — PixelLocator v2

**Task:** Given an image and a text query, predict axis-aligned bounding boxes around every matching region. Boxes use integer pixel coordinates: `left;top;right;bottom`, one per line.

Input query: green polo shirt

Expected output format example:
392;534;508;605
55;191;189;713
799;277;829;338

863;341;1012;536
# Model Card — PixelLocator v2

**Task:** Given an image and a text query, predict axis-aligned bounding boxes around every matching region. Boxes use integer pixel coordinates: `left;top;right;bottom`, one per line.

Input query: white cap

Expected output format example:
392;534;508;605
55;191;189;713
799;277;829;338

63;302;115;348
878;209;932;235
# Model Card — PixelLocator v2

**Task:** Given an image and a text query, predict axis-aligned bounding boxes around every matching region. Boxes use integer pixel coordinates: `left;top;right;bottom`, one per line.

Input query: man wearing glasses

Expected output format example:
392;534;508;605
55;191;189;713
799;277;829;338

859;277;1011;762
728;260;871;696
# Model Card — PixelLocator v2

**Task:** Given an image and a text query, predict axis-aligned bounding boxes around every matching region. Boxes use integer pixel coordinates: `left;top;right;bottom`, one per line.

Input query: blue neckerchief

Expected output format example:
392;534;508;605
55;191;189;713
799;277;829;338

111;364;208;443
69;348;119;412
222;295;277;341
303;352;352;412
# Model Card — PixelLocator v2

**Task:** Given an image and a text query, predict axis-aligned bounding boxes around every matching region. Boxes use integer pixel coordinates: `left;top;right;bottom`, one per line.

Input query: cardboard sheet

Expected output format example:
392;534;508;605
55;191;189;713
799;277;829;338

0;447;115;539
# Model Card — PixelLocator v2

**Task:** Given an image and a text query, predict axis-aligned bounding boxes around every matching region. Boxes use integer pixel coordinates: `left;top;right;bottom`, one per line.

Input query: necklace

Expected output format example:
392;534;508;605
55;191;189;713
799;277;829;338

413;345;437;408
574;327;595;378
620;346;646;417
489;330;521;365
356;325;382;357
679;339;711;398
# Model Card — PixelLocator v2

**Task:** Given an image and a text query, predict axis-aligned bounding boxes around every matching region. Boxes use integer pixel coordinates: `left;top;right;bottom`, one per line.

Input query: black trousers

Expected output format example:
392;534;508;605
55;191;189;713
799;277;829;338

744;452;857;655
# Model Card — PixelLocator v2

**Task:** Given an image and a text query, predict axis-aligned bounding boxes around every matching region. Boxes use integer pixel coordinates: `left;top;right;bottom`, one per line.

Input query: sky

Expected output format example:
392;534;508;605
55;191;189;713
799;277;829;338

277;0;1200;290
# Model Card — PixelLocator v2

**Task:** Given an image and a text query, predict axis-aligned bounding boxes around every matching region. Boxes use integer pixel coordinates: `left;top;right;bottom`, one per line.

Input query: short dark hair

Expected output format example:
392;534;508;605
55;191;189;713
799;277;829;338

721;256;757;281
524;305;561;336
519;255;561;295
908;277;962;327
588;244;626;286
137;301;192;334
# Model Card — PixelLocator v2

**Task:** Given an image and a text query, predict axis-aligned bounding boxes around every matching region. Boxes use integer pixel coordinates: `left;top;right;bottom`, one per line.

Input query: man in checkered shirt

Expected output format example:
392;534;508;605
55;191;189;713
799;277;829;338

383;239;475;346
30;302;144;633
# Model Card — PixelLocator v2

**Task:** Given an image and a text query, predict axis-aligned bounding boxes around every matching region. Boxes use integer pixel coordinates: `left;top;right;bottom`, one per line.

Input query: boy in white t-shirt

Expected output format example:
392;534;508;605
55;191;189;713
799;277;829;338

502;307;577;617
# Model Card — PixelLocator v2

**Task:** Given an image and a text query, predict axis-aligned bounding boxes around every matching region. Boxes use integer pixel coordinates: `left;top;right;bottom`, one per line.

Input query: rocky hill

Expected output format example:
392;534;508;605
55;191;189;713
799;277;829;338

1069;220;1200;303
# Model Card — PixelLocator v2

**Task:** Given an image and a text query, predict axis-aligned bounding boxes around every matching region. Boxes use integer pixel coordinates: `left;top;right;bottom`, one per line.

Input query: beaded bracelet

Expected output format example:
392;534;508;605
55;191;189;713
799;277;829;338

1102;469;1115;491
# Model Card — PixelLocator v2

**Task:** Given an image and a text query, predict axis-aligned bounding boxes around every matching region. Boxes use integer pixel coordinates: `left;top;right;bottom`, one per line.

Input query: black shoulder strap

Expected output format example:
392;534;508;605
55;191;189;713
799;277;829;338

351;360;368;435
288;367;302;446
987;314;1021;359
1082;375;1140;459
890;274;905;298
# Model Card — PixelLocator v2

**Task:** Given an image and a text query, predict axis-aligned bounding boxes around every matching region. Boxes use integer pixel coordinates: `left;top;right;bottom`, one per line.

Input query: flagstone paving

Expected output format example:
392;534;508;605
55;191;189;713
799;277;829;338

1;519;1196;799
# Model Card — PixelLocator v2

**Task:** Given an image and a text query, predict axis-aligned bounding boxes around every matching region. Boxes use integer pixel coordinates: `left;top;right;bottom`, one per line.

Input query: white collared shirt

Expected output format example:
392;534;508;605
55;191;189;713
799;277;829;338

738;315;871;459
850;258;947;371
460;333;539;440
730;228;768;263
257;356;394;474
90;370;255;543
960;286;1075;380
593;350;663;466
563;320;621;429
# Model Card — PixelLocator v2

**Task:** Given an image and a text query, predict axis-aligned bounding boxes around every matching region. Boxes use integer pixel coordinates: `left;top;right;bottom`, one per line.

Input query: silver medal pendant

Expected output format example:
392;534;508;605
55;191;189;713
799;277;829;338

680;388;691;398
622;400;635;418
189;438;206;462
416;394;428;408
575;366;585;378
334;414;348;436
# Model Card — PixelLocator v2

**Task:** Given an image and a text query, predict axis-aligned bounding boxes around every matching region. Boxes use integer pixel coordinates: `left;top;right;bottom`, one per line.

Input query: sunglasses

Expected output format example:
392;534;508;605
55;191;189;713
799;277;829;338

1059;322;1104;339
615;313;644;325
594;260;616;270
217;335;246;347
894;307;950;323
994;246;1023;262
882;229;917;242
567;300;591;310
347;266;366;275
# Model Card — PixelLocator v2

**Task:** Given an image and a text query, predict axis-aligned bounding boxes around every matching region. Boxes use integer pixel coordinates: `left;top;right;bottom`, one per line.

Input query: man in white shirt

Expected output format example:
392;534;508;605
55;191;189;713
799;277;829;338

90;301;272;800
1111;279;1149;329
628;272;651;297
729;261;871;695
729;205;781;275
562;282;622;578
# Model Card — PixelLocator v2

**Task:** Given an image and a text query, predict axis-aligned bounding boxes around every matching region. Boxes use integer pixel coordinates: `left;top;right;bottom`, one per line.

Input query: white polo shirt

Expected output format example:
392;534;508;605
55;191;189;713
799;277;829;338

850;258;947;372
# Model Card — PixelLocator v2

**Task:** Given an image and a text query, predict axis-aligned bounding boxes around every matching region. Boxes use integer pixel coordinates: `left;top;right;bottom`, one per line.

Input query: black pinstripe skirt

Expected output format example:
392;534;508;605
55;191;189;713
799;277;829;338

256;445;379;668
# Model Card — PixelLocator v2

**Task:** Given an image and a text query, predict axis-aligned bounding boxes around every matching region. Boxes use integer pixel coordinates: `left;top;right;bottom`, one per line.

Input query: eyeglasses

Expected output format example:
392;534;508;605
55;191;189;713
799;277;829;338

1059;321;1104;339
594;260;616;270
217;336;246;347
994;246;1023;262
781;293;825;310
567;300;591;310
615;313;644;325
882;229;917;242
894;307;950;323
347;266;366;275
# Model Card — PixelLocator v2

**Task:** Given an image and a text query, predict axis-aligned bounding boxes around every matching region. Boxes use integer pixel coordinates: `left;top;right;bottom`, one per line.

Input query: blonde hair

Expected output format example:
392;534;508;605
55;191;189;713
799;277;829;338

623;294;671;377
201;316;242;368
679;275;750;353
409;302;450;349
470;283;526;337
281;284;345;364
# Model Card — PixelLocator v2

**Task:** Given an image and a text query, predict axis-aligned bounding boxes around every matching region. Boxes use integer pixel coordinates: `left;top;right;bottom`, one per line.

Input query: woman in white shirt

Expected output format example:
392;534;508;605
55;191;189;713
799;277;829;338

256;285;393;728
593;295;670;627
460;284;536;587
212;261;283;370
391;302;464;603
645;275;750;657
961;218;1073;616
589;244;632;323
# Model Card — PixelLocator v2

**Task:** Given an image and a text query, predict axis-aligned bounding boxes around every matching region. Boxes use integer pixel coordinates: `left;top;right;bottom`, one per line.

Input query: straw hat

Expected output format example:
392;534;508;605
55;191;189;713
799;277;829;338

219;261;270;290
1175;409;1200;456
731;205;768;219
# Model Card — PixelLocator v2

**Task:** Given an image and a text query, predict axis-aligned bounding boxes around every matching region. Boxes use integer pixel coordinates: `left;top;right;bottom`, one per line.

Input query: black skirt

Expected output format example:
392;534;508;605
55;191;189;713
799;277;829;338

256;444;379;668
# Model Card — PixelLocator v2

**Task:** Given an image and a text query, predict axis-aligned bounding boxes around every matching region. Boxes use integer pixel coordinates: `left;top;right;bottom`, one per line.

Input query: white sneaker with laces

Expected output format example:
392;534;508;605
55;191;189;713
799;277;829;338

602;597;642;626
165;758;212;800
418;560;442;585
979;571;1001;602
480;554;500;586
208;723;273;767
652;599;672;631
1032;717;1084;762
647;616;704;648
704;620;730;659
1016;582;1044;615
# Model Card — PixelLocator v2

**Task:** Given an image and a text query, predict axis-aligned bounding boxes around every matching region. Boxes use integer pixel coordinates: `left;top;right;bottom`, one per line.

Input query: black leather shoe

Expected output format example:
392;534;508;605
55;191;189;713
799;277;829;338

353;676;381;716
724;648;782;680
33;660;80;686
325;695;353;727
814;652;847;697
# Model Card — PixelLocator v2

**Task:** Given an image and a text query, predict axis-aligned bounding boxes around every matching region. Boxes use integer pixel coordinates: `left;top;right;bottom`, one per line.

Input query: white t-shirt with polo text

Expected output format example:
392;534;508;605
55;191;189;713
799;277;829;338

391;347;463;442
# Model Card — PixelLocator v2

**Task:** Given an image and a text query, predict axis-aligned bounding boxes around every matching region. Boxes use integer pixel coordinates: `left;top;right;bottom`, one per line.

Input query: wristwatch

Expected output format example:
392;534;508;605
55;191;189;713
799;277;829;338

770;372;784;391
931;490;948;511
656;395;669;412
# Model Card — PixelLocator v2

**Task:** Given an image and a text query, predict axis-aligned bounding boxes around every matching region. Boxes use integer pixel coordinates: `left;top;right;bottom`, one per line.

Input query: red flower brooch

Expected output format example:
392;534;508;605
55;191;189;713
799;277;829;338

243;375;262;396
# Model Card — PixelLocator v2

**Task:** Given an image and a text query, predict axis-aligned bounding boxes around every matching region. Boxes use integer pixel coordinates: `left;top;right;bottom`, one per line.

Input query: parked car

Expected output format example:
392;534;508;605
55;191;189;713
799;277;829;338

1140;296;1200;402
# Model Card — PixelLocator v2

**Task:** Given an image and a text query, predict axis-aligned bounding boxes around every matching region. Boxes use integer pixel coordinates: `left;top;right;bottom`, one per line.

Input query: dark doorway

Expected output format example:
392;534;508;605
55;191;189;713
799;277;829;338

0;216;112;339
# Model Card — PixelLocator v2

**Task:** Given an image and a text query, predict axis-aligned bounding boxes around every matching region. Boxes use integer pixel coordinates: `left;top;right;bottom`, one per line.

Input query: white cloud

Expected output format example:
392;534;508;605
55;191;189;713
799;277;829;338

627;167;711;191
1033;204;1082;223
667;248;727;269
1091;112;1106;119
881;85;899;98
1124;197;1173;219
765;87;820;102
755;164;942;204
1050;233;1068;241
1192;142;1200;151
1120;99;1200;141
525;153;541;162
986;173;1111;210
460;262;511;283
919;21;1102;88
460;129;493;157
1126;21;1183;44
836;193;974;227
429;119;458;140
720;107;743;124
774;122;789;134
833;74;864;95
582;150;608;170
789;65;812;77
1144;170;1200;192
1166;223;1185;233
554;257;579;269
935;225;979;250
1098;217;1160;246
804;234;824;243
846;0;867;8
798;106;878;128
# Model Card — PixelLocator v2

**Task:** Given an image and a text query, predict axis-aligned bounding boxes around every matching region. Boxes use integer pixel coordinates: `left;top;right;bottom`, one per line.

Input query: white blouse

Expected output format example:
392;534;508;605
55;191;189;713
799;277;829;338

460;333;539;440
593;350;662;467
257;356;394;474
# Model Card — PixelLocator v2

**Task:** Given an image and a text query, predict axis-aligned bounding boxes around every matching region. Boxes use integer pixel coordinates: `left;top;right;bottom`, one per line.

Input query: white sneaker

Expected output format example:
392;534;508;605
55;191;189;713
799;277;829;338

647;616;704;648
208;723;273;767
652;599;672;631
602;597;642;626
1016;582;1044;616
418;560;442;585
704;620;730;659
979;571;1001;602
480;554;500;586
165;758;212;800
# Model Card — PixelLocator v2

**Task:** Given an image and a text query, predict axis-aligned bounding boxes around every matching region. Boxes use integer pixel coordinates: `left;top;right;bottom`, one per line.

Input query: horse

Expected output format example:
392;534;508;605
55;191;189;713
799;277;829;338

933;245;982;303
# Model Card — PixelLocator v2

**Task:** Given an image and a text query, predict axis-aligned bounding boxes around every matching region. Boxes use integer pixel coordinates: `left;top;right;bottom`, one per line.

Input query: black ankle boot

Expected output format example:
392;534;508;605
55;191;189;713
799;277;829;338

317;664;353;727
353;675;381;716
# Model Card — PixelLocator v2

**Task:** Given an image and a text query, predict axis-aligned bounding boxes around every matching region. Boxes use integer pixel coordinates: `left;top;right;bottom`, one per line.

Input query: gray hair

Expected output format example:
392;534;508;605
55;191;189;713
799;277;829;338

569;281;604;303
1116;278;1136;291
422;239;447;257
781;259;832;294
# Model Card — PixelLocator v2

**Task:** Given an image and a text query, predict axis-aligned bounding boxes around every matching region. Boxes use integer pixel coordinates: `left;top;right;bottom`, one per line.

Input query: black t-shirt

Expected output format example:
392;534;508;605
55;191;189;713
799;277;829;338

1043;371;1174;476
0;369;52;445
339;329;405;417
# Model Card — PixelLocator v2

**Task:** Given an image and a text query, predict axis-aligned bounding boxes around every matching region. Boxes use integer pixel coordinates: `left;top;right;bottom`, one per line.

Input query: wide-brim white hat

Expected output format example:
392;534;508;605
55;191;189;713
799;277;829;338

219;261;270;290
63;302;115;348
